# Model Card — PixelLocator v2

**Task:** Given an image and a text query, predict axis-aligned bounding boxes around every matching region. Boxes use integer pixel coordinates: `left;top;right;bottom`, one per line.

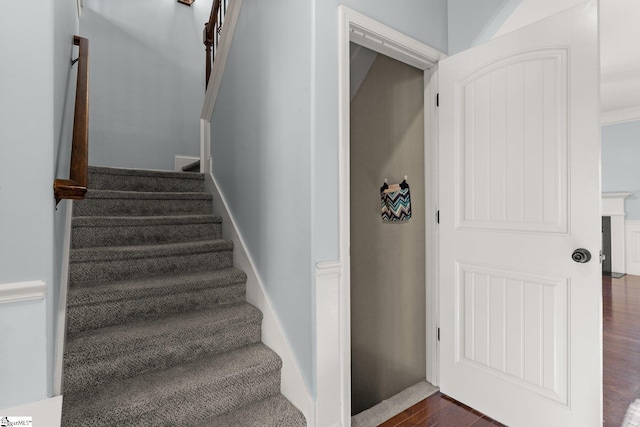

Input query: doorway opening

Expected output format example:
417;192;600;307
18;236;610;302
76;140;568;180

337;6;446;424
349;47;428;418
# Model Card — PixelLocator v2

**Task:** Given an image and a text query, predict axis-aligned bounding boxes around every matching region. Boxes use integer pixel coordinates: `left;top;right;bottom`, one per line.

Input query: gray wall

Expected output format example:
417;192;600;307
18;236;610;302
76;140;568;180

80;0;210;171
0;0;78;408
350;54;426;415
211;0;447;395
602;120;640;219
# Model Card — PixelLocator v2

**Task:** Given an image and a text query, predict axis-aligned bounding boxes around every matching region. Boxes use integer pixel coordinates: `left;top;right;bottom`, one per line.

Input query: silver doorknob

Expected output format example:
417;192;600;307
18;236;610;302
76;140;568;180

572;248;591;263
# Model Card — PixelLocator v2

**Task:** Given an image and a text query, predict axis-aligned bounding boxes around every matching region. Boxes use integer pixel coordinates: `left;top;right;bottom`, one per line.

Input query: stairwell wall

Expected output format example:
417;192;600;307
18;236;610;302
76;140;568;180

0;0;77;410
210;0;314;394
210;0;448;397
80;0;210;171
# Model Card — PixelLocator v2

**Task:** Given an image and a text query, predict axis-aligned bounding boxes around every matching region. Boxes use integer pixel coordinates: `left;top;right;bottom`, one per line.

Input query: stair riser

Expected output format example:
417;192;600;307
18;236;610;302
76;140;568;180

69;250;233;287
89;172;204;193
62;370;282;427
66;284;246;334
64;321;262;394
72;223;222;248
74;198;213;217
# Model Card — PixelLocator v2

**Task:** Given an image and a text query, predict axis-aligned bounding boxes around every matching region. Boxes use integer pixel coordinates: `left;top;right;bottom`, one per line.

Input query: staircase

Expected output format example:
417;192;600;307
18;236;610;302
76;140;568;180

61;166;306;426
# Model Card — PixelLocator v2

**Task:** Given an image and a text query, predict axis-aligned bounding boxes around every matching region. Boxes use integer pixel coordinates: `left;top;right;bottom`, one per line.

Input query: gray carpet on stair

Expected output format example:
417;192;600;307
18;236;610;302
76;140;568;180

62;166;306;426
72;214;222;248
352;381;439;427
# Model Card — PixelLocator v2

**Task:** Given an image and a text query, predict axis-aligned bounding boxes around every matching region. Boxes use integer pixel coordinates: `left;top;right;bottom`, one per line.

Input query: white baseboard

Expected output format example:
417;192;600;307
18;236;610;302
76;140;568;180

53;201;74;396
626;220;640;276
174;155;200;172
203;173;316;426
0;396;62;427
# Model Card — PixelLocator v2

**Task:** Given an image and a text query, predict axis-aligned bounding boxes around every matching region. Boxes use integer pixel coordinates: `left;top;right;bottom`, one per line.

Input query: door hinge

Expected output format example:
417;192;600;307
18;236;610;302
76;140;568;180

436;210;440;224
436;93;439;107
437;327;440;341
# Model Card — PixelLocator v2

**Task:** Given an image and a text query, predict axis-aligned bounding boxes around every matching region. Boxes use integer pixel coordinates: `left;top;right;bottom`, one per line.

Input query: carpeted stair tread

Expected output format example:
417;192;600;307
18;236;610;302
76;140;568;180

74;190;213;217
203;394;306;427
68;267;246;298
84;189;211;200
89;166;204;193
66;268;247;334
69;240;234;286
63;165;306;425
72;214;223;248
70;239;233;263
89;165;205;180
72;214;222;227
62;343;283;427
64;303;263;394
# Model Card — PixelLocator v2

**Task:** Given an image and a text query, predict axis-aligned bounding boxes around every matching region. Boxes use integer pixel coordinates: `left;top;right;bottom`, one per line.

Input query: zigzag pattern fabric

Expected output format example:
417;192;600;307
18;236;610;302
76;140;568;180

380;180;412;222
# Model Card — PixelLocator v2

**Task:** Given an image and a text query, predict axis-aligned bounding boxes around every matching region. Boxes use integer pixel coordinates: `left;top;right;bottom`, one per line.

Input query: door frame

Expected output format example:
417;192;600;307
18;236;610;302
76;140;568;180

337;6;446;423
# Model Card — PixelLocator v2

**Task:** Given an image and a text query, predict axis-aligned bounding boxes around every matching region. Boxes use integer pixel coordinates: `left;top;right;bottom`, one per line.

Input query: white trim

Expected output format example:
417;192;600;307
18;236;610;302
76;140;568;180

626;220;640;276
202;172;316;427
0;281;46;304
53;201;74;396
337;6;446;425
174;155;200;172
601;106;640;126
315;261;344;427
199;0;243;173
0;396;62;427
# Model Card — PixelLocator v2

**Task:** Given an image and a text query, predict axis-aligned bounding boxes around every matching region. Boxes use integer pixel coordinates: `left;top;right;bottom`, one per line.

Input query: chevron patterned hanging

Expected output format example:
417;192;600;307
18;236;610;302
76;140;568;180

380;179;412;222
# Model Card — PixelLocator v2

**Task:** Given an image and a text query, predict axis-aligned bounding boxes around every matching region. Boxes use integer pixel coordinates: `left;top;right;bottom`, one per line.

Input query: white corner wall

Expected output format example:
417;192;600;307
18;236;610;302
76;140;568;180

80;0;211;171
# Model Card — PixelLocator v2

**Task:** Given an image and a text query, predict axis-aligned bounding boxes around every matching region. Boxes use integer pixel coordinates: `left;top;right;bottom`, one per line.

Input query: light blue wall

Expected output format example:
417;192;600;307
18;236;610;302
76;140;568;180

53;0;81;397
81;0;210;171
211;0;447;395
0;0;77;408
602;121;640;220
210;0;314;393
447;0;522;54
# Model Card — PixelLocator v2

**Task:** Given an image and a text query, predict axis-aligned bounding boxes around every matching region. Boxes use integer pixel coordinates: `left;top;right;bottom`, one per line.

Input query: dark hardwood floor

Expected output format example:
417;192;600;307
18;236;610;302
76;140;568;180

603;274;640;425
378;274;640;426
379;392;504;427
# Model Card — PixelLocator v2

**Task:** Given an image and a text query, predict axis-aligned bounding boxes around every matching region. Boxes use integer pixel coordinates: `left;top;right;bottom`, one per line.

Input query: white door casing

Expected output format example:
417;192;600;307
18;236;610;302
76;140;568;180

438;2;601;426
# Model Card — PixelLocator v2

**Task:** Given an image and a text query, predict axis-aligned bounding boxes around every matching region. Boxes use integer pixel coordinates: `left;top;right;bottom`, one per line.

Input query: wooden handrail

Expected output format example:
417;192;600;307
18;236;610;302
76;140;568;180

204;0;224;88
54;36;89;204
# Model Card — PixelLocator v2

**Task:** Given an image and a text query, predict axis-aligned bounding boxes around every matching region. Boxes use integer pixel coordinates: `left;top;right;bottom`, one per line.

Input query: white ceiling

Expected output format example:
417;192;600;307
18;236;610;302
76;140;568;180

495;0;640;121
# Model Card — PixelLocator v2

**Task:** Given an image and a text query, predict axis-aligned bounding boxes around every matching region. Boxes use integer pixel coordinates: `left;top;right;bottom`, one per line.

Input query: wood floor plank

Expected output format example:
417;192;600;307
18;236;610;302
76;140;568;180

379;275;640;426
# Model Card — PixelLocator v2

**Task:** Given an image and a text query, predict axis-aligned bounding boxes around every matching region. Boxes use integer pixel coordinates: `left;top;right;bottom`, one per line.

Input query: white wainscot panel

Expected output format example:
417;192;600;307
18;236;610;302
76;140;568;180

456;263;568;404
626;221;640;276
457;49;568;234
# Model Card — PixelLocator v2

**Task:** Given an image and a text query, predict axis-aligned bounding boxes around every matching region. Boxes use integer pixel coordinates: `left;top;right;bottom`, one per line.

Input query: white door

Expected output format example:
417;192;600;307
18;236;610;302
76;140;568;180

438;2;601;426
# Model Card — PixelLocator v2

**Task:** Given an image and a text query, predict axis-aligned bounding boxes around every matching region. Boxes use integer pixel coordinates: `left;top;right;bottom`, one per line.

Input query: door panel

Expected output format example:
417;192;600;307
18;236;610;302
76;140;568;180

439;2;601;426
